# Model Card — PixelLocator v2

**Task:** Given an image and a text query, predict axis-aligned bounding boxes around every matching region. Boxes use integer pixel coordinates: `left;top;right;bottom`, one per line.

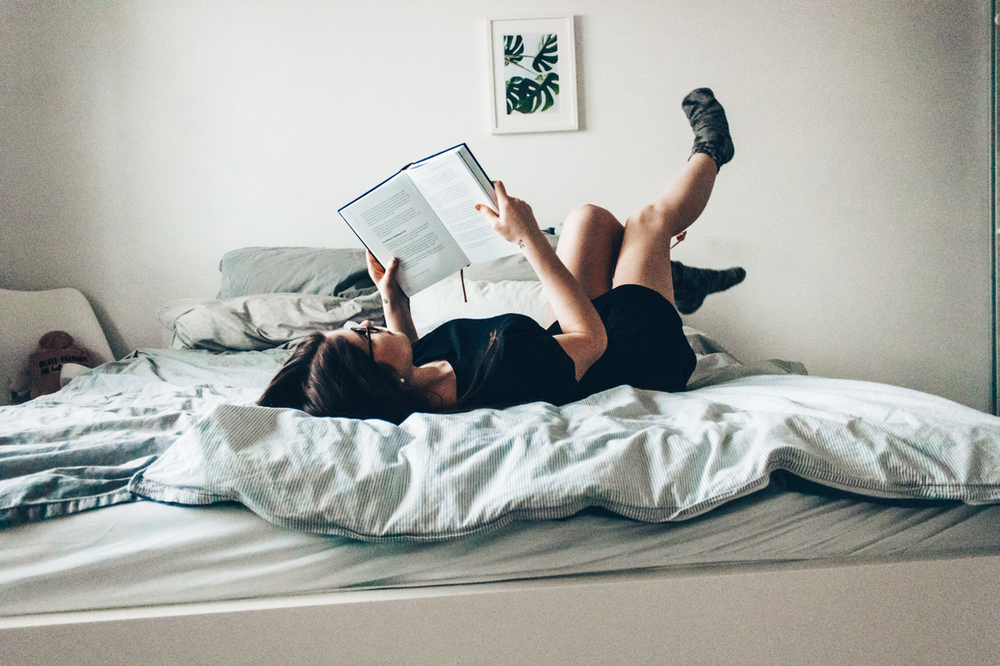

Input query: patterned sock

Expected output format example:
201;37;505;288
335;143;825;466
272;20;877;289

682;88;734;171
672;261;746;315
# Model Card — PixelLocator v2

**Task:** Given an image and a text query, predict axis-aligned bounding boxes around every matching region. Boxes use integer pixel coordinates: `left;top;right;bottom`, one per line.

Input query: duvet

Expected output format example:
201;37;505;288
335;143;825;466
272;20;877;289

2;332;999;542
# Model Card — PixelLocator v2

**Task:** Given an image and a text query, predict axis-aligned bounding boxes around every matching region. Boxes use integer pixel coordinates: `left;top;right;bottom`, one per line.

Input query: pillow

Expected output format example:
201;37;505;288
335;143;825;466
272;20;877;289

158;292;385;351
410;276;549;336
217;247;374;299
461;233;557;282
217;236;556;299
203;239;556;346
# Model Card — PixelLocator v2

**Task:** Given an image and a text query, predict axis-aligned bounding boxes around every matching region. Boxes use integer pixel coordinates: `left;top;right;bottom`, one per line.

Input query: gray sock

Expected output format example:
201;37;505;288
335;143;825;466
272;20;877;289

672;261;746;314
682;88;735;171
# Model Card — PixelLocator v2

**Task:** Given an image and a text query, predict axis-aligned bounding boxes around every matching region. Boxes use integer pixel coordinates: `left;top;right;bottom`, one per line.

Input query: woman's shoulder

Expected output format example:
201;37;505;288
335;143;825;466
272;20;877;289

413;313;541;362
450;314;577;409
429;313;543;338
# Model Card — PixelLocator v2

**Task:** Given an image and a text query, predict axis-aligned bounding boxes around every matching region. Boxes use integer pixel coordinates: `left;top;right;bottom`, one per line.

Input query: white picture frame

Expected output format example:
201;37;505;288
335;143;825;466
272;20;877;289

489;16;578;134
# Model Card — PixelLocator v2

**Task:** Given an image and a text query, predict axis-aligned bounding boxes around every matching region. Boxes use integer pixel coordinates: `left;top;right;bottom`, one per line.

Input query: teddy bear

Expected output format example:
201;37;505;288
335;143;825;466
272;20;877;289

27;331;92;399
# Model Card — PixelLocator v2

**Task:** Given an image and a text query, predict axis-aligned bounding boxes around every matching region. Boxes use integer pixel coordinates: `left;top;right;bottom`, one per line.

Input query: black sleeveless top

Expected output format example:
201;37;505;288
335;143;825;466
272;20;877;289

412;313;578;410
412;285;696;410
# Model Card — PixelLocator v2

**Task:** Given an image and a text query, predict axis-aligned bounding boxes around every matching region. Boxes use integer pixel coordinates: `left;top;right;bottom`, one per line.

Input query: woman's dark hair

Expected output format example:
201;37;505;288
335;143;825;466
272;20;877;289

258;332;436;424
258;329;505;424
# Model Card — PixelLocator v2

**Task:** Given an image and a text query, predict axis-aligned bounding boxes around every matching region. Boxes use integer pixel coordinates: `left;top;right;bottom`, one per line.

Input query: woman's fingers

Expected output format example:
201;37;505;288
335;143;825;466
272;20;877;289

383;256;400;283
475;203;499;220
367;251;403;291
479;181;541;244
366;251;384;279
495;180;521;216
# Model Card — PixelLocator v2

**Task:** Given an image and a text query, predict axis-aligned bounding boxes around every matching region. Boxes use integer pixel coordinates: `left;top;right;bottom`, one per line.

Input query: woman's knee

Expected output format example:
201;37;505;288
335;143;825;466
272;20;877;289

563;204;623;237
626;203;678;237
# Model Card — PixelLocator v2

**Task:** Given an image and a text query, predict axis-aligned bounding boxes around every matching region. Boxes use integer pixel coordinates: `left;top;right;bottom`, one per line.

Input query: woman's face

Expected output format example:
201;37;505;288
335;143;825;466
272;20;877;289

327;321;413;377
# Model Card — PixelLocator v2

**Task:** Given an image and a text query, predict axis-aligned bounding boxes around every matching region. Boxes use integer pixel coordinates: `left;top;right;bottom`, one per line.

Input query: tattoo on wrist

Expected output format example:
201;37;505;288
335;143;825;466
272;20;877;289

517;239;526;249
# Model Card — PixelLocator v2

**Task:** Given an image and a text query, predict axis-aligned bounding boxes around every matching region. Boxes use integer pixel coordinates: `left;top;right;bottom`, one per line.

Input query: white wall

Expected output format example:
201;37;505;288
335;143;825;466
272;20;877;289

0;0;992;412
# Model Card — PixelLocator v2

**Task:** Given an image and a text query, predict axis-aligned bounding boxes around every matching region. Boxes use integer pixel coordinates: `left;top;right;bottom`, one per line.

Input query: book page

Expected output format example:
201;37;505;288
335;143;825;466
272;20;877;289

407;150;518;264
339;173;469;296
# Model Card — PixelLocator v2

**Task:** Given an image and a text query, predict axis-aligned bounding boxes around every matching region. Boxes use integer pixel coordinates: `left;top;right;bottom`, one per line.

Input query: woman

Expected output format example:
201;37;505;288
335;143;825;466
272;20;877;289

259;88;735;423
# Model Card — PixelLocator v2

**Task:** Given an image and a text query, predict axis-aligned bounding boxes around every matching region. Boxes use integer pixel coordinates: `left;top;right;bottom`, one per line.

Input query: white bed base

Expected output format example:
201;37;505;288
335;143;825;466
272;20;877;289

3;554;998;665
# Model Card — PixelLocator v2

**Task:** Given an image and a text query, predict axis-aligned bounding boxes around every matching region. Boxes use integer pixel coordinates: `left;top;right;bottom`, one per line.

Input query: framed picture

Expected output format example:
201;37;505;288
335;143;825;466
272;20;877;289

489;16;578;134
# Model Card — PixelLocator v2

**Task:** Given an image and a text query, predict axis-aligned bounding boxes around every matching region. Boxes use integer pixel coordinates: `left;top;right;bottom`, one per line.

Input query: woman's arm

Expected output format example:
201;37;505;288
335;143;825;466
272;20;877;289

366;253;420;343
477;182;607;381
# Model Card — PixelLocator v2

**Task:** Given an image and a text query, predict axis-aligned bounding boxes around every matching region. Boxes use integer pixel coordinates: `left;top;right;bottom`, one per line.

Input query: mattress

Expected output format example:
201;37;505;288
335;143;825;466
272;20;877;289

4;474;998;618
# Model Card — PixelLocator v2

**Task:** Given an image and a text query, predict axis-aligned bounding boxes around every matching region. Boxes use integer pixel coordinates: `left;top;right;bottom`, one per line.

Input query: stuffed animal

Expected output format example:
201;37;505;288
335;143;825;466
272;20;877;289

28;331;92;399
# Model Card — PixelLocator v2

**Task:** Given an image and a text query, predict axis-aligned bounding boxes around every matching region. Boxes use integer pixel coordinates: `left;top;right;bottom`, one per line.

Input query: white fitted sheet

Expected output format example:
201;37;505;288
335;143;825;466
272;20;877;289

4;481;999;617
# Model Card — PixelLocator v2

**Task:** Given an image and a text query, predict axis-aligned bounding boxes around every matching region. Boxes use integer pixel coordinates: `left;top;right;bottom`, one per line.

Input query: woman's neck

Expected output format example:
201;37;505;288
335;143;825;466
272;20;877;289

410;361;458;409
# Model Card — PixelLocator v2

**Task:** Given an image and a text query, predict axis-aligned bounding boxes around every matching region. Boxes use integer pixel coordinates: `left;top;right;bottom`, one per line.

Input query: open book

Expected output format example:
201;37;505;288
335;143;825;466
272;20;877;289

338;144;519;296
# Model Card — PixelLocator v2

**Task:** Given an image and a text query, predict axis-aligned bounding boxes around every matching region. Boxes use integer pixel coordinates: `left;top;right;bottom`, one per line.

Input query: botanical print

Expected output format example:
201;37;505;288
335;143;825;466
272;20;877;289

503;32;559;115
490;16;576;133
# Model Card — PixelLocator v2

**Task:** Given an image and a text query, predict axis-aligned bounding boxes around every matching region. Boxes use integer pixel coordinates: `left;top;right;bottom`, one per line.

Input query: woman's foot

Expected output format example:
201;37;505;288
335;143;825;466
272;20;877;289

682;88;734;171
671;261;746;314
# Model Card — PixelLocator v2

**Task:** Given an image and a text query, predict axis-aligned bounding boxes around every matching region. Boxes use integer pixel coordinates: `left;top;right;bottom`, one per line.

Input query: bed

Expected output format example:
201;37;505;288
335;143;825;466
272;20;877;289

2;246;1000;665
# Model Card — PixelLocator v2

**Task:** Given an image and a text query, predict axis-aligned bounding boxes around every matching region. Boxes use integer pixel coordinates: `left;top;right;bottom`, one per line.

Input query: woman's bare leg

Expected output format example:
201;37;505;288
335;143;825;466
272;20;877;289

545;204;624;325
610;87;734;303
549;89;731;311
611;153;718;303
557;205;624;299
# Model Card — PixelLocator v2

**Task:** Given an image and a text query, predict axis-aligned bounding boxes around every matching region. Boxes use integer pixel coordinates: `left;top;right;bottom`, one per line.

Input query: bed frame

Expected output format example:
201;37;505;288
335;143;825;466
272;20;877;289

3;553;999;664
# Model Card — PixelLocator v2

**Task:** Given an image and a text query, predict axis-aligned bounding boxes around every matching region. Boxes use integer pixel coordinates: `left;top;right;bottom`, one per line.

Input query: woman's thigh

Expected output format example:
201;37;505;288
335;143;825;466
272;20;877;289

555;204;624;301
611;204;676;303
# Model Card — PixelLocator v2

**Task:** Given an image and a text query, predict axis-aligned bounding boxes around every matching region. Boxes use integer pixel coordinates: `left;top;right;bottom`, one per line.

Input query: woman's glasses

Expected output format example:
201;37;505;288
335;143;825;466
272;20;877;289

350;326;376;361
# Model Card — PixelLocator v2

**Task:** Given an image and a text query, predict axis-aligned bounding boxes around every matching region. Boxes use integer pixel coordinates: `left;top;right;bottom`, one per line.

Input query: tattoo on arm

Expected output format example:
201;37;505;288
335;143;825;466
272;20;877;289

517;239;526;249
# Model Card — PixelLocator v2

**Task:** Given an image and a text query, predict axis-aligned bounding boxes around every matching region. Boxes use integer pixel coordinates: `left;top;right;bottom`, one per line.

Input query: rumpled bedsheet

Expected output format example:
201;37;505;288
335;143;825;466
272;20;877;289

0;333;796;530
5;334;999;542
129;374;1000;542
0;348;283;526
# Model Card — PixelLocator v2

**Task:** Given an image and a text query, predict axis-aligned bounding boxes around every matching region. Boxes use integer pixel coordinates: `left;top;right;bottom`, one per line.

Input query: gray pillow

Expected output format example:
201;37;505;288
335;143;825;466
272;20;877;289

217;247;374;298
460;232;557;282
161;292;385;352
218;236;557;298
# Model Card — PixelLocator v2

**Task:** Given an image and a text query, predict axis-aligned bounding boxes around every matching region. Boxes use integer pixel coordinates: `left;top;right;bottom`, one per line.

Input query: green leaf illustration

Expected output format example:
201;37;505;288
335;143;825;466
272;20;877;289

503;35;524;66
506;72;560;115
531;34;558;72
